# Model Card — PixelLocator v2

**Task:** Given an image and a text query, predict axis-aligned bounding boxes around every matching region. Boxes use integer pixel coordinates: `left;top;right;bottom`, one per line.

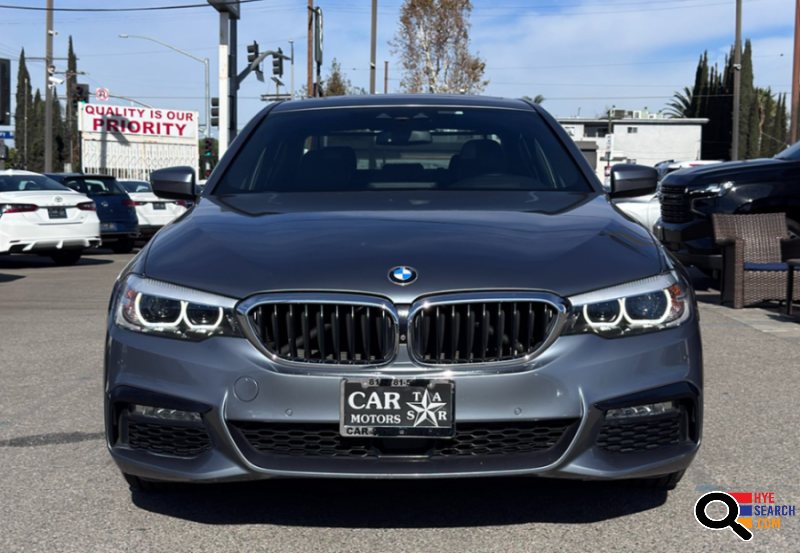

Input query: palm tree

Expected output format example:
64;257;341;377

664;87;693;118
522;95;545;104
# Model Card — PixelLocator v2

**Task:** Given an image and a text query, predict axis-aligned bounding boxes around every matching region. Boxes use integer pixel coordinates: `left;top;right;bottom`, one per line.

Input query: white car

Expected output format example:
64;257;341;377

0;170;101;265
118;180;188;239
614;160;723;231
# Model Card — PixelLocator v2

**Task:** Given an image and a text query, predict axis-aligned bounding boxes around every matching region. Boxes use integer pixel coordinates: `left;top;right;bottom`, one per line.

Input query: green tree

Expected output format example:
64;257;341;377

390;0;487;94
28;89;44;172
66;36;79;169
51;90;66;171
323;59;365;96
665;87;693;118
522;95;545;104
13;49;31;169
738;39;756;159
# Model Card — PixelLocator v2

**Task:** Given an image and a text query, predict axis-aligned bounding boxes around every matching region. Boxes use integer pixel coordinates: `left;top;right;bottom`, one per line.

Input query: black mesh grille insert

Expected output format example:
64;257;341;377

410;301;558;364
248;303;396;365
596;412;685;454
659;184;691;223
230;420;575;458
126;419;212;457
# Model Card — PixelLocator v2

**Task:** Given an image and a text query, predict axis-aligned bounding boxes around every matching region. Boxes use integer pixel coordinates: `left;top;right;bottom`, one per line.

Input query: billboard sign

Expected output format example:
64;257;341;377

79;105;198;139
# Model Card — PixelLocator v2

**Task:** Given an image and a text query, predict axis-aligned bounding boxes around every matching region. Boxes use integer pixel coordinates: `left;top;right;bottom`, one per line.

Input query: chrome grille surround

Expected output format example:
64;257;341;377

237;293;400;371
406;292;569;369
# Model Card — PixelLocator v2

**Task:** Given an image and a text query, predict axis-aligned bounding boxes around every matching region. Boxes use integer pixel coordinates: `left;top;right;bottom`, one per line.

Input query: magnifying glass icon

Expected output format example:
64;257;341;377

694;492;753;541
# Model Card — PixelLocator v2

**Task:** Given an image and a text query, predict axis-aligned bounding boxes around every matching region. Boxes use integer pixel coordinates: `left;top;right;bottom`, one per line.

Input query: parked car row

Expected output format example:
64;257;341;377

0;170;188;264
610;146;800;279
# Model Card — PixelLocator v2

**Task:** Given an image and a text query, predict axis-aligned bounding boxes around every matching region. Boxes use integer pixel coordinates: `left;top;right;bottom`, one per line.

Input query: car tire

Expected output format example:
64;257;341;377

50;250;83;266
123;473;171;492
635;469;685;491
111;238;135;254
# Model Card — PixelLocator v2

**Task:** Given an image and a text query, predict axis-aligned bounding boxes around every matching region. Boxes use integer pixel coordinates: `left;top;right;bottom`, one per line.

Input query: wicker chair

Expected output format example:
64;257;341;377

712;213;800;309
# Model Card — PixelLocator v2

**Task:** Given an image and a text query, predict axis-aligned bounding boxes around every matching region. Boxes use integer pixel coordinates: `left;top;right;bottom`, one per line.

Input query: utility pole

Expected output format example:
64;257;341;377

289;39;295;100
370;0;377;94
218;11;229;155
24;77;28;169
732;0;743;160
307;0;314;97
44;0;54;173
384;61;388;94
791;0;800;144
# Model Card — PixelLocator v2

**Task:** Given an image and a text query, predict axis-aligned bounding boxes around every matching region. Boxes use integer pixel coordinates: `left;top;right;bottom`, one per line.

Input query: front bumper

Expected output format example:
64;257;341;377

105;312;703;482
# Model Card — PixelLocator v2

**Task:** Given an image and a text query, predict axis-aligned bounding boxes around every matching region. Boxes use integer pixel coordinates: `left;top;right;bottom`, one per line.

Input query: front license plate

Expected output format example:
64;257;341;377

101;222;116;231
47;207;67;219
340;379;454;438
152;202;166;210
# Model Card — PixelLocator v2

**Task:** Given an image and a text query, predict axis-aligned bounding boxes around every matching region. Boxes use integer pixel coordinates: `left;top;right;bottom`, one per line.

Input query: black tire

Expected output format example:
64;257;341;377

111;238;135;254
635;469;685;491
123;473;171;492
50;250;83;266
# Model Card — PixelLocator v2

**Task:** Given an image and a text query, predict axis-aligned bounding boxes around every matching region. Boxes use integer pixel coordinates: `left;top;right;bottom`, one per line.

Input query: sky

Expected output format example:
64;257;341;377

0;0;795;148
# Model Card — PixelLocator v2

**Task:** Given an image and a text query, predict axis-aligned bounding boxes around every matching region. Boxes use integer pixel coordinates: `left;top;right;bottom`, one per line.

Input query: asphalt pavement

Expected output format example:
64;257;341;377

1;250;799;552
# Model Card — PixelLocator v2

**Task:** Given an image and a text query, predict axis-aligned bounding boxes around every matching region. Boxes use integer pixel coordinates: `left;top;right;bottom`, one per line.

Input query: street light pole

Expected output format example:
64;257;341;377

44;0;54;172
732;0;742;160
370;0;377;94
119;34;210;136
289;40;295;100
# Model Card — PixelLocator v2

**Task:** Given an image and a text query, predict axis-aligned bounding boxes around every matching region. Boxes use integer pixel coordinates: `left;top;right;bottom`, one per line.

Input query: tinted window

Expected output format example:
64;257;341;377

63;177;127;196
776;141;800;160
120;180;152;193
214;108;593;194
0;174;70;192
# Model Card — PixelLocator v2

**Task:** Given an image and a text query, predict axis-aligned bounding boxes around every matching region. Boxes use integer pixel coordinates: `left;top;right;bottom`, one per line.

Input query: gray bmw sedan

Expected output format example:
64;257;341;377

105;95;702;491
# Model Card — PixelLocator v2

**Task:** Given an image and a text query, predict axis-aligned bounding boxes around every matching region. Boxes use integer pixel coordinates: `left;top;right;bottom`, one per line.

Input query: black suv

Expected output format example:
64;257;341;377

656;143;800;274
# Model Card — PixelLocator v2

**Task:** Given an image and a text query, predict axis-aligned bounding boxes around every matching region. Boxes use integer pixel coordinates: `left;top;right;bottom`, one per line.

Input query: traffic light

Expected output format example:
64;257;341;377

72;82;90;112
211;97;219;127
272;47;284;77
204;139;213;157
247;41;259;65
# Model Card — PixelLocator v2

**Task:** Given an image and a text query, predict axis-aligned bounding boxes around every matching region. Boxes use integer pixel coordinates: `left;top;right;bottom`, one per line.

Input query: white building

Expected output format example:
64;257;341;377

558;110;708;182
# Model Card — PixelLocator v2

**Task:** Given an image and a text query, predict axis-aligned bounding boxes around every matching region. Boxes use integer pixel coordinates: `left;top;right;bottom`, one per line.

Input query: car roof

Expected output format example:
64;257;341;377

271;94;536;113
0;169;46;176
47;173;117;179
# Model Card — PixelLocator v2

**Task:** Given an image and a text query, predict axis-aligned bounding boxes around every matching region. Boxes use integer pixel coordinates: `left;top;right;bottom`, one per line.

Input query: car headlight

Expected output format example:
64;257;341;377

702;181;733;197
114;274;241;340
565;271;691;337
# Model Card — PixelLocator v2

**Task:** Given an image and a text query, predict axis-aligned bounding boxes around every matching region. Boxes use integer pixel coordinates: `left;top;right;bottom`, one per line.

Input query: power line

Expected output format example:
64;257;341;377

0;0;268;11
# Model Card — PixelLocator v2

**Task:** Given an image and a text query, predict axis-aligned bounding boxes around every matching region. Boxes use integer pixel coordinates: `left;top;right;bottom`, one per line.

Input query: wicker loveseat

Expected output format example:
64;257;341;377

712;213;800;309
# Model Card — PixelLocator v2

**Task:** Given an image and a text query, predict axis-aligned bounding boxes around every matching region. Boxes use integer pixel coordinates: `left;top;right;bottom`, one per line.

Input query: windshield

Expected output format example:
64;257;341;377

62;177;128;196
776;141;800;160
120;180;152;193
0;174;71;192
214;107;593;194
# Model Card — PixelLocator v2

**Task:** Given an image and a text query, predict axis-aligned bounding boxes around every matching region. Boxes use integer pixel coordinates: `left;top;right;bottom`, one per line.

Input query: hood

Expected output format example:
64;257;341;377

662;157;787;187
143;191;664;303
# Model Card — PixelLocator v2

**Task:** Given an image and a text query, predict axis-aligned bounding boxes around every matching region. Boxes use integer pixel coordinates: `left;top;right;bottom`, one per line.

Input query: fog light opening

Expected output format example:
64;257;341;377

605;401;678;420
131;404;202;423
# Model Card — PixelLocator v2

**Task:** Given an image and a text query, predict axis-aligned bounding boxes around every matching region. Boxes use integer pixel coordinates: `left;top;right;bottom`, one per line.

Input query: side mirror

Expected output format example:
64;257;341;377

609;164;658;199
150;166;196;201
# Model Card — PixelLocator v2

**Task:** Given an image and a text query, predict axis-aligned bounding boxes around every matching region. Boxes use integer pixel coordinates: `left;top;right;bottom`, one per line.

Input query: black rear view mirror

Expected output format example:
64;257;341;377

609;164;658;199
150;166;196;201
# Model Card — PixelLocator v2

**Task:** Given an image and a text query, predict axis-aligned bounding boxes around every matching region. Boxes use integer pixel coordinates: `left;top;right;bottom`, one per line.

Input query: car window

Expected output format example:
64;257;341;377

121;181;152;193
64;177;127;196
214;108;593;194
0;174;71;192
776;141;800;160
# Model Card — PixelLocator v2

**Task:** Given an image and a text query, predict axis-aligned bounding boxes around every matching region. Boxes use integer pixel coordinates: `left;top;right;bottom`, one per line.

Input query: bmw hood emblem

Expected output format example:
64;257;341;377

389;266;417;286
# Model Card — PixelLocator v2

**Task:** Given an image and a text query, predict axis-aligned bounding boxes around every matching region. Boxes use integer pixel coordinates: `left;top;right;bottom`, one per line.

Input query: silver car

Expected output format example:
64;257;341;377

105;95;702;492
